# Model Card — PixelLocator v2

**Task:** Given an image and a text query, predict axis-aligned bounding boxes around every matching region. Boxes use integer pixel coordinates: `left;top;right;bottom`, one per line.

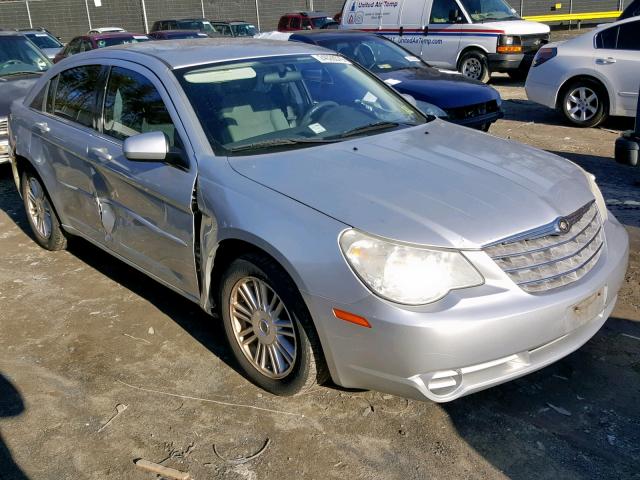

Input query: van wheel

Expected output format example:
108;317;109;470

218;253;329;396
459;51;490;83
560;80;607;128
21;171;67;251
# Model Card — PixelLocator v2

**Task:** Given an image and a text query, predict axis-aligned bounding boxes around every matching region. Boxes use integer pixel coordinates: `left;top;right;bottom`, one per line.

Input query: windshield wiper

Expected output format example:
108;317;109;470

227;137;338;152
334;121;402;139
0;70;42;77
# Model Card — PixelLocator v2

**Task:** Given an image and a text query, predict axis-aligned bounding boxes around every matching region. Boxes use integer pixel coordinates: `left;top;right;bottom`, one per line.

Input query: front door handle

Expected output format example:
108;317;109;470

596;57;616;64
88;147;113;162
34;122;50;134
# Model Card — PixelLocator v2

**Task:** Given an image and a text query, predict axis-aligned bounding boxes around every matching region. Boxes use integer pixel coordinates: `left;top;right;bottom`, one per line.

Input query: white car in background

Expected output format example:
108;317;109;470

525;16;640;128
87;27;125;34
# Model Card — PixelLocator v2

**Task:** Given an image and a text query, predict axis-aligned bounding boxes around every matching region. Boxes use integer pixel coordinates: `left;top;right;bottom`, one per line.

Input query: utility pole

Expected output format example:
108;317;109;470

84;0;92;30
255;0;261;30
140;0;149;33
25;0;33;28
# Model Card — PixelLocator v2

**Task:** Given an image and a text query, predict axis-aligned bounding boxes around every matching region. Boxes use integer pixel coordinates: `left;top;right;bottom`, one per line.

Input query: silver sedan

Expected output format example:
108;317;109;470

9;39;629;401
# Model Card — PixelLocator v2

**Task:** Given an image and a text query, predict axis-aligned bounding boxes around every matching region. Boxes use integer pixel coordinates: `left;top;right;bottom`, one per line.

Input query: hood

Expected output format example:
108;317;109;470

483;19;550;35
377;67;499;109
0;73;42;116
228;121;593;249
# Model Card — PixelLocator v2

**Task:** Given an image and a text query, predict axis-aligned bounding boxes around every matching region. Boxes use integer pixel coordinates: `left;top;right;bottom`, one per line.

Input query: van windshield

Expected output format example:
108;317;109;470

459;0;520;22
175;54;426;155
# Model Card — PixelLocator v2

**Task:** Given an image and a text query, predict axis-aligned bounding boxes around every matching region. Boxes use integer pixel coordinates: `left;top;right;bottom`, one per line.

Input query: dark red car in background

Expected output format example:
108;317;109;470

53;32;149;63
277;11;337;32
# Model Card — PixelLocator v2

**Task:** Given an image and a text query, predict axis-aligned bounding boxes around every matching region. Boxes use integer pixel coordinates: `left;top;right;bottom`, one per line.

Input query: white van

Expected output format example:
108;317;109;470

339;0;550;82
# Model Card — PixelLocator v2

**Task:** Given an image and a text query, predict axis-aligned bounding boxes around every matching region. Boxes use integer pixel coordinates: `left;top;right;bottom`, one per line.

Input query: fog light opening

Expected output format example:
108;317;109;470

427;369;463;397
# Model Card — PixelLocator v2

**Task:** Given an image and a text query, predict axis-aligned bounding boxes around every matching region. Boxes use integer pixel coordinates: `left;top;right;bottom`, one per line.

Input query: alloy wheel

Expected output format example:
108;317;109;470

229;277;297;379
565;86;599;123
26;177;52;239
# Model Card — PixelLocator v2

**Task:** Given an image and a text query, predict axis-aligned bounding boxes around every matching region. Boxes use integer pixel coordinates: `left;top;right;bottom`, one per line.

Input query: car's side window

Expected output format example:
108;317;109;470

30;81;48;111
430;0;465;23
67;39;82;55
52;65;102;128
45;75;57;114
616;21;640;51
595;26;618;49
290;17;301;29
102;66;177;147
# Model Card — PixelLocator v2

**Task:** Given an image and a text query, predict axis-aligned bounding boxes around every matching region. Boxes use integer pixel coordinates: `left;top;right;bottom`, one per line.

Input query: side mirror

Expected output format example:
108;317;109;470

449;9;463;23
401;93;417;107
123;131;168;161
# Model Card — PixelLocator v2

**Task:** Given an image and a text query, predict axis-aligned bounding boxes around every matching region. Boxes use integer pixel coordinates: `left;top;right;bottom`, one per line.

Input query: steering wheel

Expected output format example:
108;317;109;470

0;60;25;70
354;44;376;69
300;101;338;126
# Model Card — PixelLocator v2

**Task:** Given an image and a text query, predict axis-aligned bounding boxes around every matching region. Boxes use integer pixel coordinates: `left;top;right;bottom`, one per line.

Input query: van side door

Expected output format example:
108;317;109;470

424;0;465;68
395;0;427;56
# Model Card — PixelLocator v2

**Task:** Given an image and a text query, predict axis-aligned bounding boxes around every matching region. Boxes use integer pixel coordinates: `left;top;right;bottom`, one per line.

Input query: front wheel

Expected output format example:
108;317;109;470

560;81;607;128
459;51;490;83
218;253;329;396
21;170;67;251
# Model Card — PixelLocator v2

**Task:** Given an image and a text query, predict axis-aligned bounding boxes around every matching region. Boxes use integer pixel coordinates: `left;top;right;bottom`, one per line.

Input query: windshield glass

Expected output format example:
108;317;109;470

231;24;258;36
175;54;425;155
459;0;519;22
25;33;62;49
178;20;216;33
317;36;425;73
0;36;50;76
97;35;149;48
310;16;335;28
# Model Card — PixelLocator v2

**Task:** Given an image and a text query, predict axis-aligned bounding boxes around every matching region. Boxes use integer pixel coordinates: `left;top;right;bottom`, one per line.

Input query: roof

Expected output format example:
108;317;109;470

79;37;331;69
85;32;147;39
284;11;331;17
290;30;374;40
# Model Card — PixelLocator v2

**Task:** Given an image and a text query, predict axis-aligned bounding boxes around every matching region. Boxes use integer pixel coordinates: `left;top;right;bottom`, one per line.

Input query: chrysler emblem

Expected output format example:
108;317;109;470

557;218;571;234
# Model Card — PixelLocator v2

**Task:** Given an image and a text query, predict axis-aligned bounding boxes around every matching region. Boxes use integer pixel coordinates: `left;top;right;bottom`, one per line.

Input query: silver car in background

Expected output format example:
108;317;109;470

9;39;629;402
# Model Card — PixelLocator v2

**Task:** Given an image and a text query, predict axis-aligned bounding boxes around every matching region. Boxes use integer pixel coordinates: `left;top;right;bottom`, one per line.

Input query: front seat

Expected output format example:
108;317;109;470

218;75;289;143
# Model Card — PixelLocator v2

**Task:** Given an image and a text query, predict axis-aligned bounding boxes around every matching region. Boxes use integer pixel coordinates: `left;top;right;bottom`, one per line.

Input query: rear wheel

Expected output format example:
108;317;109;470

459;51;490;83
218;253;328;396
560;80;607;128
21;170;67;251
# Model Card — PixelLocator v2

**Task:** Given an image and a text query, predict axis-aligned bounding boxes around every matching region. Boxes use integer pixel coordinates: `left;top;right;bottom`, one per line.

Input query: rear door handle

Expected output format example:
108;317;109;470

34;122;50;134
596;57;616;64
88;147;113;162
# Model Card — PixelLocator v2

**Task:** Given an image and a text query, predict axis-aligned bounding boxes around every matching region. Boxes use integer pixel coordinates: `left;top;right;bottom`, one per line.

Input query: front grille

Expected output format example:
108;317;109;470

485;201;604;293
446;100;499;122
520;33;550;54
0;118;7;136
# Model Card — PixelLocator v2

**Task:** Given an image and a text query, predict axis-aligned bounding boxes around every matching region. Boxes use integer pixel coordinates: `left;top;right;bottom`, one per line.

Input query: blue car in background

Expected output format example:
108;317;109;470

288;30;503;131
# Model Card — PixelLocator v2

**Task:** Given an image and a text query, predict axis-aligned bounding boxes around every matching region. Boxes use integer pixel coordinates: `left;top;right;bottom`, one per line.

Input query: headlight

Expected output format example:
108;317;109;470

586;173;608;222
339;229;484;305
415;100;448;119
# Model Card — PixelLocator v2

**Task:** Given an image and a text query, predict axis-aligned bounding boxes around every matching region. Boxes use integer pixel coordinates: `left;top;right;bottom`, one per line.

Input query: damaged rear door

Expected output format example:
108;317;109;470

87;61;200;298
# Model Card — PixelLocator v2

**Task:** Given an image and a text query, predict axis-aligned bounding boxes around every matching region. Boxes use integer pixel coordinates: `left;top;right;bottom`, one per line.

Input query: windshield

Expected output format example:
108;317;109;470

0;36;50;77
311;16;335;28
175;54;426;155
317;36;425;73
178;20;216;34
96;35;149;48
458;0;519;22
25;33;62;49
231;24;258;36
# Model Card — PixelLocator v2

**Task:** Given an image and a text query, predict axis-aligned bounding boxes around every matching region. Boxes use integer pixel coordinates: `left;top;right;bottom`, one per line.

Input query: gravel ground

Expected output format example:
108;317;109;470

1;30;639;480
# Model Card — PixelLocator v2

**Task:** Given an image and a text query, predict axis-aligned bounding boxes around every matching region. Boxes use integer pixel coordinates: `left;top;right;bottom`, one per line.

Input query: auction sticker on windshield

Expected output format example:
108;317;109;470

312;54;351;64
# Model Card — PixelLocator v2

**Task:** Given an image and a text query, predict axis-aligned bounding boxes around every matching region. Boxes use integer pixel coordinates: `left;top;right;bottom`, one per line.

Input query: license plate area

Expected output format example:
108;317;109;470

567;286;607;331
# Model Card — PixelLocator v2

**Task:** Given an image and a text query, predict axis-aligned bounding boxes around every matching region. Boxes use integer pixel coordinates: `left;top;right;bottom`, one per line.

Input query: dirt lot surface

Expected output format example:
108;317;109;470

1;31;640;480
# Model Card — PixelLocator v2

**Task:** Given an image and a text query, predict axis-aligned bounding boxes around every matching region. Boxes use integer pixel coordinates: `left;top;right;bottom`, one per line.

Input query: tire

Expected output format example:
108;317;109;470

507;69;528;82
560;80;607;128
21;170;67;251
458;51;490;83
218;253;329;396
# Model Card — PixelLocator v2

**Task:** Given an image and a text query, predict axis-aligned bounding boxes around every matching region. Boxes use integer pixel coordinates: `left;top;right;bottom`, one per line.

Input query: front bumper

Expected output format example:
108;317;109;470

305;217;629;402
488;53;535;72
450;109;504;130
